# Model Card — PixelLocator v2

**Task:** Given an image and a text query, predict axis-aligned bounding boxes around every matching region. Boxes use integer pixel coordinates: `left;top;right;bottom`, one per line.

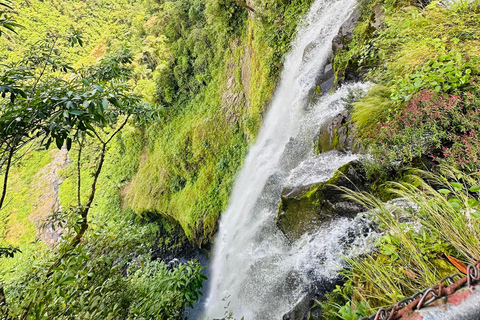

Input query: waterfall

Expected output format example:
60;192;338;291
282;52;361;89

203;0;371;318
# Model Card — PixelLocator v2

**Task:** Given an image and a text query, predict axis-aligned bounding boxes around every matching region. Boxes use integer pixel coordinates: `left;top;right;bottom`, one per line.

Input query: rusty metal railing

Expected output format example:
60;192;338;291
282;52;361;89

360;261;480;320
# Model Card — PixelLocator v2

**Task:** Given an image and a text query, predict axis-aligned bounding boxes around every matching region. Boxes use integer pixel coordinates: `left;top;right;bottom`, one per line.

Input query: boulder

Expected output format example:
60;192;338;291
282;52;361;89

372;3;384;29
276;160;368;242
318;63;335;94
282;294;313;320
332;9;361;54
315;111;354;154
308;63;336;107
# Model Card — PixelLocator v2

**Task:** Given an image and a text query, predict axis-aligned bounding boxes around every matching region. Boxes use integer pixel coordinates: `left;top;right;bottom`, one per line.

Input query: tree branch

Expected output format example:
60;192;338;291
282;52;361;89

106;114;130;145
233;0;255;12
77;137;84;206
29;38;58;100
0;146;14;210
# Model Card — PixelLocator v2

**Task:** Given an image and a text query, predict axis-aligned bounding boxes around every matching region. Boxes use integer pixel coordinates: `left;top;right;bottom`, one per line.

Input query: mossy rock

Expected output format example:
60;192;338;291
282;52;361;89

277;161;369;242
315;111;354;154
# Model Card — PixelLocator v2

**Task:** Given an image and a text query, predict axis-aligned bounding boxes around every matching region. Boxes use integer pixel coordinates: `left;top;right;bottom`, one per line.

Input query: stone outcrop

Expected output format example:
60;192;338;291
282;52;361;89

276;160;368;242
332;9;361;54
315;110;354;154
308;9;363;101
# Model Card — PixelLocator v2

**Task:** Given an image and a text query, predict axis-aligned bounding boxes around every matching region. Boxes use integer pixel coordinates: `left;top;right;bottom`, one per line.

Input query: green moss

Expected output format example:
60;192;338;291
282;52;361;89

0;147;53;246
301;185;320;201
332;128;340;148
123;0;319;246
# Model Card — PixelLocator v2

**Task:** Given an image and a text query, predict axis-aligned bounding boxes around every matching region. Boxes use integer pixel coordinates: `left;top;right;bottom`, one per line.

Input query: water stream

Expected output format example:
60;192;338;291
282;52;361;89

203;0;372;318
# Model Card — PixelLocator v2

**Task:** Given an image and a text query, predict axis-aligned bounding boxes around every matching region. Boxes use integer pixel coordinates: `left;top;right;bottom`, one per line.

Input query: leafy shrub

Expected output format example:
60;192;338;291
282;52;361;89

343;0;480;170
325;167;480;316
391;51;478;103
364;87;480;170
2;242;206;320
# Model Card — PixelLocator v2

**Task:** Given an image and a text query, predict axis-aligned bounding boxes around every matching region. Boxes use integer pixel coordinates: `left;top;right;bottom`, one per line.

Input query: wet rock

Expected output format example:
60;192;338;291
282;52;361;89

282;281;338;320
315;110;354;154
309;63;336;107
318;64;335;94
282;294;312;320
276;161;369;242
280;137;312;172
332;9;361;54
372;3;384;29
150;215;197;262
302;41;317;62
167;258;180;270
323;63;334;81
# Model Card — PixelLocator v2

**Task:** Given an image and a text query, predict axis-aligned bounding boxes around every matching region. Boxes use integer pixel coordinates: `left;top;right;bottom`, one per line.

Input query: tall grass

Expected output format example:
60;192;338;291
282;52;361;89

341;189;441;307
335;165;480;310
389;166;480;262
351;85;391;136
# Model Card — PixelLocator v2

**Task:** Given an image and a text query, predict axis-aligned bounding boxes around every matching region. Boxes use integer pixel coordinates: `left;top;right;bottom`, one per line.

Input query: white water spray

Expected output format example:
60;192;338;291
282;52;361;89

204;0;372;318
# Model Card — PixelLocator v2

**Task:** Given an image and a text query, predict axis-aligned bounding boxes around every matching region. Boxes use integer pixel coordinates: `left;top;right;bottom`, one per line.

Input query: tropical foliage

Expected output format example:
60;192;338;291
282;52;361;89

321;0;480;317
0;0;320;318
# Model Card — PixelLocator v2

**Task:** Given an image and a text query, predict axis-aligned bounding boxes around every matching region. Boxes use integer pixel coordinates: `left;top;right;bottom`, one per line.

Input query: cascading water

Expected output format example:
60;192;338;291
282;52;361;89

203;0;372;318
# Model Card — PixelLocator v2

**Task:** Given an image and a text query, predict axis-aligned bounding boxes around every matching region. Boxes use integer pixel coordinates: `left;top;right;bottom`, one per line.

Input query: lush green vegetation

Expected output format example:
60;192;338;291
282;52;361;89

6;0;478;317
321;0;480;318
1;126;206;319
0;0;321;318
339;0;480;171
125;0;316;244
320;167;480;319
0;0;207;318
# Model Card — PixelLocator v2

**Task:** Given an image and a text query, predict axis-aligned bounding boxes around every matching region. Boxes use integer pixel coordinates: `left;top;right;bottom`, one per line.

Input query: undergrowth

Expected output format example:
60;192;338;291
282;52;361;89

127;0;316;245
335;0;480;171
321;166;480;318
0;146;52;247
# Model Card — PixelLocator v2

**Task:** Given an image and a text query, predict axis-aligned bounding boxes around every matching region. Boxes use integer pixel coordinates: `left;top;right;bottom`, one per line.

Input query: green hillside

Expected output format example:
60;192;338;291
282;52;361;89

0;0;316;318
2;0;480;318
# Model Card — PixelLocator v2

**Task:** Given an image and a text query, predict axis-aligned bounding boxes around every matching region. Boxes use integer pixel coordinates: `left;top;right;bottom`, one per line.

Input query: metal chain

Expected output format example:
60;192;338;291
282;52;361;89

359;261;480;320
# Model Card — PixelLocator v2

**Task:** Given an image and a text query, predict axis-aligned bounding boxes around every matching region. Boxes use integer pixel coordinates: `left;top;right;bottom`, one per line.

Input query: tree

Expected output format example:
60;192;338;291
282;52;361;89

0;35;160;318
0;0;22;37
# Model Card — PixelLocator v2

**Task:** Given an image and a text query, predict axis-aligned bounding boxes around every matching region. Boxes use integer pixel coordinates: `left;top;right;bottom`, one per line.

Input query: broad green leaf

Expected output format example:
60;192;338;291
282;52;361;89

55;137;63;149
468;199;479;207
69;109;83;116
451;182;463;191
469;185;480;192
93;84;103;92
471;211;480;219
449;201;461;210
102;98;108;112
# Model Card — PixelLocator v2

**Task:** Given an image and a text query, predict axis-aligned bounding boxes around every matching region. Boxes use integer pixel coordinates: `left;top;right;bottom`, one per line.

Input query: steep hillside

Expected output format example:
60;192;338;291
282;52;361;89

123;0;316;245
0;0;320;318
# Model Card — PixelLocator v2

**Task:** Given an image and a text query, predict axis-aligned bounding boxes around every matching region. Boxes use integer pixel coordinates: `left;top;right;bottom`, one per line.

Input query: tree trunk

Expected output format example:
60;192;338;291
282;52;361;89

0;147;14;210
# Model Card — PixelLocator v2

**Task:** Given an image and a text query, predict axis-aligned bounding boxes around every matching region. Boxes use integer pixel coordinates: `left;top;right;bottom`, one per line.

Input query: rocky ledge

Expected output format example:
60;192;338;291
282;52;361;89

277;159;369;242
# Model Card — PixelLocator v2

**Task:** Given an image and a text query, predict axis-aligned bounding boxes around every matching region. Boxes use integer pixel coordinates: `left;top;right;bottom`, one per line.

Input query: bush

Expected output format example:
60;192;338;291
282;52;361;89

2;242;206;320
323;167;479;315
364;87;480;170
